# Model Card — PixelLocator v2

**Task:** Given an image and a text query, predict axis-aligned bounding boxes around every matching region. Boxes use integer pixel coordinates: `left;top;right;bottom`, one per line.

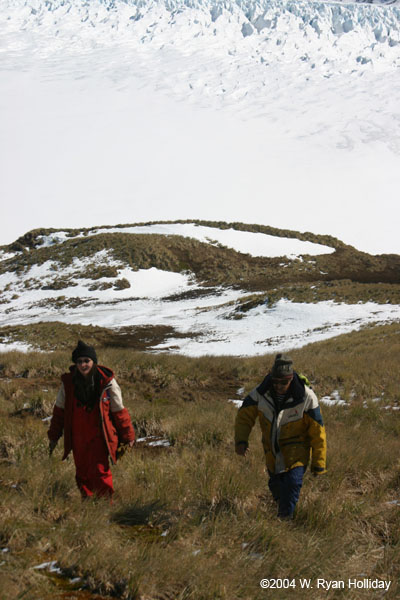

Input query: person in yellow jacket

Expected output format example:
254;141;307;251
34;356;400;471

235;353;326;519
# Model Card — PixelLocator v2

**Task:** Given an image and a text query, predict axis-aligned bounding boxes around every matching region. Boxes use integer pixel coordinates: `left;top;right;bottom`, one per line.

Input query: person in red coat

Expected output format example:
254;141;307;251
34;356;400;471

48;341;135;499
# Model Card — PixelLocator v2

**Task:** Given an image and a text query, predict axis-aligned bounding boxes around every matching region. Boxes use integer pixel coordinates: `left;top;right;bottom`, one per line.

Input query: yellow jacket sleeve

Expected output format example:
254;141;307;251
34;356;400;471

304;409;327;474
235;403;258;448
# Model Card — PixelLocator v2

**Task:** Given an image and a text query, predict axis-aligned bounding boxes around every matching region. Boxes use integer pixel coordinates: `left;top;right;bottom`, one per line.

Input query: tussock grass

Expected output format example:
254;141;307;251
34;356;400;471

234;280;400;311
1;325;400;598
3;222;400;301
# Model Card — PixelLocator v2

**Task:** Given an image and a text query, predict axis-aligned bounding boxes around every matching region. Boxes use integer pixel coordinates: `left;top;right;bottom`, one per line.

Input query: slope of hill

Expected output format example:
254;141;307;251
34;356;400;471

1;220;400;355
1;321;400;599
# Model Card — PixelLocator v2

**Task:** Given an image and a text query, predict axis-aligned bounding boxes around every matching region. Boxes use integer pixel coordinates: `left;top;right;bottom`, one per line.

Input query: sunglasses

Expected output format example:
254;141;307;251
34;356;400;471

76;358;92;365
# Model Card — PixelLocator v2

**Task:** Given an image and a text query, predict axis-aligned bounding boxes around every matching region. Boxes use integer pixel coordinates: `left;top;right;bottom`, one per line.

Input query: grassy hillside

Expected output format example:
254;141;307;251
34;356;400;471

1;221;400;339
0;324;400;599
3;220;400;292
2;219;350;253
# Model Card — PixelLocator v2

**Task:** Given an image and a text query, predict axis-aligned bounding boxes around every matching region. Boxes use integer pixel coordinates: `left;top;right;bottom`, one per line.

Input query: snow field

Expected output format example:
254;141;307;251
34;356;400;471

1;0;400;253
2;268;400;356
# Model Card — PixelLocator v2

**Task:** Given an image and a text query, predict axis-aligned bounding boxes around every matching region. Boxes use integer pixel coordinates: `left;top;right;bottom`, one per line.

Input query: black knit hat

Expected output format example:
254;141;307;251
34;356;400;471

271;353;293;379
72;340;97;364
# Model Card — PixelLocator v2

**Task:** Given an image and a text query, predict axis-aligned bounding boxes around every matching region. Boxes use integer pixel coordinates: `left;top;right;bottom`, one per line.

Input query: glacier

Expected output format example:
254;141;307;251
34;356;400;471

1;0;400;253
3;0;400;78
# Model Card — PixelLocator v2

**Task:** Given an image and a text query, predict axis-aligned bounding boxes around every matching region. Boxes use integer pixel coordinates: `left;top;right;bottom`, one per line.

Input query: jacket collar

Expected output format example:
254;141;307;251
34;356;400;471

68;364;114;386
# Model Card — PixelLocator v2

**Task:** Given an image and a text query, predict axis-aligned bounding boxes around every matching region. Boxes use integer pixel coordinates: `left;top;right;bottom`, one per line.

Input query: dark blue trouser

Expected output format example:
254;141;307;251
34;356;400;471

268;466;306;518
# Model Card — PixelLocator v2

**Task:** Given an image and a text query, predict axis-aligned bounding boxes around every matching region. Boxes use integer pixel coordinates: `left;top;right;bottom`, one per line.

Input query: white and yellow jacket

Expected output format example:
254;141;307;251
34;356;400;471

235;373;327;475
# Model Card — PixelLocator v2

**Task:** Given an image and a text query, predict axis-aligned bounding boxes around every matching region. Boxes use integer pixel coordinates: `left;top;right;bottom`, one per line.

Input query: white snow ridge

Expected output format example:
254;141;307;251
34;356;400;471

40;223;335;257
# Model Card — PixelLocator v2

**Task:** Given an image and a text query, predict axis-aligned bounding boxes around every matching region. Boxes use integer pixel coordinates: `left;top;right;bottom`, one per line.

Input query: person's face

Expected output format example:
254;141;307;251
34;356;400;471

272;377;292;394
76;357;94;377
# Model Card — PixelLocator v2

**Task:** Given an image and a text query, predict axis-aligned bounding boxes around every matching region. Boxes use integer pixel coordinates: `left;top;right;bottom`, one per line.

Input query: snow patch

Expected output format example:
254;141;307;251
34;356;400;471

90;223;335;257
37;231;75;246
0;251;17;262
33;561;62;574
0;340;35;353
0;255;195;308
228;399;244;408
32;223;335;257
2;284;400;356
320;390;348;406
136;436;171;447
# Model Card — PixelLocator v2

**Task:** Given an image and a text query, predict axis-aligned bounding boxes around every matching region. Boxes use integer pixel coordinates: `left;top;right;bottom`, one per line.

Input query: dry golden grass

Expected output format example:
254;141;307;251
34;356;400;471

0;324;400;599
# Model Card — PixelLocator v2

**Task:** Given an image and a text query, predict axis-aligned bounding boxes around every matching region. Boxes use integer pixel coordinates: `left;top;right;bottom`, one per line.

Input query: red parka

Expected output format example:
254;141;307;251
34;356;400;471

48;365;135;464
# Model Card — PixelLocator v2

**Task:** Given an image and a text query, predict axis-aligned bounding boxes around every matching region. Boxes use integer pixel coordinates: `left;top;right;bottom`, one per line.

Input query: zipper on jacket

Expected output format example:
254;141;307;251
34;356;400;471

99;390;115;465
270;411;282;457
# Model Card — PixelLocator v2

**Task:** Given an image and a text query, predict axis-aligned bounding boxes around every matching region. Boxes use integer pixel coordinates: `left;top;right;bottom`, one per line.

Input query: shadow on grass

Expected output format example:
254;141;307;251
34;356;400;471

110;501;164;526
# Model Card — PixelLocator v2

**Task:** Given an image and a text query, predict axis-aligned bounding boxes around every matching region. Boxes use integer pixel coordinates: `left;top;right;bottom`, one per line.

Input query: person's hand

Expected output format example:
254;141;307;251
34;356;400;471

235;443;248;456
116;444;127;460
312;468;327;477
116;440;134;460
49;440;57;456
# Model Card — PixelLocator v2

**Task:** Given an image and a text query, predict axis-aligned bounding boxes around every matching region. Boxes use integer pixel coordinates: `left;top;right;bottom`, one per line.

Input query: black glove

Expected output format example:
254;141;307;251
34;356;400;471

49;440;57;456
116;443;128;461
